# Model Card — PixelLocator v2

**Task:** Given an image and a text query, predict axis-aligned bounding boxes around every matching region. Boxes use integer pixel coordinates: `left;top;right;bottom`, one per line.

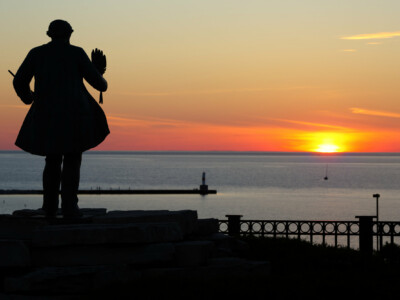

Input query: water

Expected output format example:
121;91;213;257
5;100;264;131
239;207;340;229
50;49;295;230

1;151;400;222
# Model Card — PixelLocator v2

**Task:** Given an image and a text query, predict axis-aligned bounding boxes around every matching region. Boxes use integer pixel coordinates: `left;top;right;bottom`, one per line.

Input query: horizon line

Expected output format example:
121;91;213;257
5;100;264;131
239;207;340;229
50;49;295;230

1;150;400;156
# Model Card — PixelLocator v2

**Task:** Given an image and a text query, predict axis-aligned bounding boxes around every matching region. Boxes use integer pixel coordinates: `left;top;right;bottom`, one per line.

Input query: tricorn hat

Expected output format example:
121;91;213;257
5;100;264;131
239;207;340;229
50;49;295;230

47;20;73;38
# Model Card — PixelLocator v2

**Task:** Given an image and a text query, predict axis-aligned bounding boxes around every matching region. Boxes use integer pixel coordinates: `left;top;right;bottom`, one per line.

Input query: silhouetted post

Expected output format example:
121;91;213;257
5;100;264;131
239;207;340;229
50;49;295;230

356;216;375;255
226;215;243;237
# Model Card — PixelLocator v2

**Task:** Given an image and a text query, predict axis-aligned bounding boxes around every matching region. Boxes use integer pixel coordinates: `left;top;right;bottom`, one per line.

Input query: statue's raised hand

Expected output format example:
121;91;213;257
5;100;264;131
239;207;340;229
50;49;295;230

91;48;107;104
91;48;106;75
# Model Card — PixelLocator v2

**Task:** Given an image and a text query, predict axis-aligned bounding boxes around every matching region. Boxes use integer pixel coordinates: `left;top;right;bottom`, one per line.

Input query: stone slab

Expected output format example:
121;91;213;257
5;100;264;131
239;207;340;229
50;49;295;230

0;240;30;267
33;222;183;247
31;243;175;267
194;218;219;236
143;260;271;282
93;210;198;235
4;265;140;294
12;208;107;217
0;215;48;239
174;241;214;267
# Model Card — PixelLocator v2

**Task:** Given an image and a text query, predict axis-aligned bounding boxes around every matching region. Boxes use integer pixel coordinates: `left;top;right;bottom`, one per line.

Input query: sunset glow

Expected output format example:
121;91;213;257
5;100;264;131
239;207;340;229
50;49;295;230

1;1;400;152
314;144;340;153
288;132;354;153
311;134;343;153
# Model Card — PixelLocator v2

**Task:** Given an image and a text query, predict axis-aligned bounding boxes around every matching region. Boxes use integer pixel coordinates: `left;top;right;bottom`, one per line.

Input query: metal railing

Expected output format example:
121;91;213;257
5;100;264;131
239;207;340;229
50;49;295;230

219;215;400;254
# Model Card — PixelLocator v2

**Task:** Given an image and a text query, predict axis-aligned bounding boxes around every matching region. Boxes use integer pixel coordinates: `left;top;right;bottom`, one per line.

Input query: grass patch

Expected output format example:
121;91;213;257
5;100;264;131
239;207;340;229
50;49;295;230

92;237;400;299
239;236;400;299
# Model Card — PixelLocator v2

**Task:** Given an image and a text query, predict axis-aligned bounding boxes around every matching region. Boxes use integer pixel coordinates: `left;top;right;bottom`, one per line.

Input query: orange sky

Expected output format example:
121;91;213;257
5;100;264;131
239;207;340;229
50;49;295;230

1;1;400;152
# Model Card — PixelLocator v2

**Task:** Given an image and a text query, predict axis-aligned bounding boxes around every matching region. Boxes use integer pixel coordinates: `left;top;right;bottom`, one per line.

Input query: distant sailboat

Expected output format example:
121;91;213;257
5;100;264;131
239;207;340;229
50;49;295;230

324;164;328;180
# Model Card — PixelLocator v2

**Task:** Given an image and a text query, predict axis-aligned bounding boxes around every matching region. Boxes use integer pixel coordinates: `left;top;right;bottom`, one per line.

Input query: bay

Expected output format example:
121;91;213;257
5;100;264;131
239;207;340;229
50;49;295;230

1;151;400;222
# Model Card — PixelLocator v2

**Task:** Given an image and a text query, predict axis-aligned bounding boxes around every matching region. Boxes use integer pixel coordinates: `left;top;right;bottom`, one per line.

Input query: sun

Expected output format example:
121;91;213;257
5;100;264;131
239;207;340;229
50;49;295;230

314;143;340;153
293;131;348;153
290;131;357;153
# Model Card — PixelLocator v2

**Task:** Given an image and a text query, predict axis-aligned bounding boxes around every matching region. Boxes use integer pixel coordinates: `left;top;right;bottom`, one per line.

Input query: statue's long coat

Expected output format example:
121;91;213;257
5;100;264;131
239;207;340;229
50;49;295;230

13;40;109;156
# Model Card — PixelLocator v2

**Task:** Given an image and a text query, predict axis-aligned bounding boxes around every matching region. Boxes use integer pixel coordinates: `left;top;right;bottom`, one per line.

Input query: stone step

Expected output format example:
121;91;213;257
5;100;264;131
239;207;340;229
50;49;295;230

0;240;30;267
93;210;198;235
32;243;175;267
193;218;219;236
142;260;271;282
5;259;270;295
33;222;183;247
4;265;140;294
12;208;107;218
175;241;214;267
0;216;48;240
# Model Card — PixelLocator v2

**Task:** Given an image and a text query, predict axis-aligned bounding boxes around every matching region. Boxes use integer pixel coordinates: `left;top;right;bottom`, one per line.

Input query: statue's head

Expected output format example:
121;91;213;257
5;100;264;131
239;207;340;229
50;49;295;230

47;20;73;40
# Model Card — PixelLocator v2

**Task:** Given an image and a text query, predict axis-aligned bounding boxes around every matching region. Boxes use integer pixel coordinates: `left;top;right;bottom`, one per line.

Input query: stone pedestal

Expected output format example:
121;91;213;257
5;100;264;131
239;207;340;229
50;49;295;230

0;209;270;297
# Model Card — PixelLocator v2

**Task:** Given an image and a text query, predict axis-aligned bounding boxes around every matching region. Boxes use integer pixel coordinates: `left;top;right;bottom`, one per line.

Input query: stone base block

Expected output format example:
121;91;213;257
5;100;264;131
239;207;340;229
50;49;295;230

4;265;140;294
93;210;198;235
32;243;175;267
33;222;183;247
175;241;214;267
194;218;219;236
0;240;30;267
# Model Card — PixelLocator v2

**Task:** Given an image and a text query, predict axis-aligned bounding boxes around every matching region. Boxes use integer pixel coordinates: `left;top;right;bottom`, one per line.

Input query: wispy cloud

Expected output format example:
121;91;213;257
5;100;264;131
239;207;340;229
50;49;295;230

341;49;357;52
107;115;187;128
116;88;269;97
341;31;400;40
351;107;400;118
114;86;326;98
0;104;27;109
269;118;350;130
367;42;382;45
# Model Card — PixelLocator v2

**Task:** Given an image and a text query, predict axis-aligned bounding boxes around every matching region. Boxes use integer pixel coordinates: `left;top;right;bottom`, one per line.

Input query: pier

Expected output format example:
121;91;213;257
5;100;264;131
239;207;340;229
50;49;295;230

0;189;217;195
0;172;217;195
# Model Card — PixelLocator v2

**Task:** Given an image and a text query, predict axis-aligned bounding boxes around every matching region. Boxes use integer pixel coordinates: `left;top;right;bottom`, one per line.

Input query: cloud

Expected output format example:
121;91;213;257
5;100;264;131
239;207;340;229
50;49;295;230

107;115;186;128
341;31;400;40
341;49;357;52
269;118;350;130
367;42;382;45
0;104;28;109
350;107;400;118
114;86;326;98
116;88;269;98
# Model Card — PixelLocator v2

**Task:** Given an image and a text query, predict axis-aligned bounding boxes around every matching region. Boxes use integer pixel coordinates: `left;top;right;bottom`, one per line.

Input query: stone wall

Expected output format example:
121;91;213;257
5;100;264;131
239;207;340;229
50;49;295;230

0;209;270;298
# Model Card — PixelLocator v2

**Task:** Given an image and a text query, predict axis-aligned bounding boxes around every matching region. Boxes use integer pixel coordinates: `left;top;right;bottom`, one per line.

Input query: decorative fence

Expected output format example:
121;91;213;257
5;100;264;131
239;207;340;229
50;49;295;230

219;215;400;254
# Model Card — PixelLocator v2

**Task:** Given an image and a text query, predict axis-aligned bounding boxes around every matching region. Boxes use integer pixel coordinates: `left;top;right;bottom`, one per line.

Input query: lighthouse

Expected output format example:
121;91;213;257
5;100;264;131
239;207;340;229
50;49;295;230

199;172;209;195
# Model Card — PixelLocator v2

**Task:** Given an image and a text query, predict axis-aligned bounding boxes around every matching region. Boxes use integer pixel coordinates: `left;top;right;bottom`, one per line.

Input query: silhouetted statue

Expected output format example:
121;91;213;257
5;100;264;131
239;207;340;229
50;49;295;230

12;20;109;217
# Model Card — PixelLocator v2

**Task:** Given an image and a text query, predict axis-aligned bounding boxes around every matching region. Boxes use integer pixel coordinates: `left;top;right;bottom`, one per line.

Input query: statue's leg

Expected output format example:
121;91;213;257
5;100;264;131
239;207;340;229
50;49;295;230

42;154;62;217
61;153;82;217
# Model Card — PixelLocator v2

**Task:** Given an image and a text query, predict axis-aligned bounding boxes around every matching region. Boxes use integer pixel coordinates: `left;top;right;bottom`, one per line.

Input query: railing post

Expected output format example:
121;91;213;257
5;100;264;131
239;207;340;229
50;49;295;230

226;215;243;237
379;223;383;251
356;216;375;255
390;223;395;246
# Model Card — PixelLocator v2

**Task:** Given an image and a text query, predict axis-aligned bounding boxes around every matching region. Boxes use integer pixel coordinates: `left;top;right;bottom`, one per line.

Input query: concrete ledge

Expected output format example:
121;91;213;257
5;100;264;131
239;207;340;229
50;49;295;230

175;241;214;267
12;208;107;217
194;218;219;235
0;208;271;298
33;222;183;247
32;243;176;267
93;210;198;235
0;240;30;267
4;265;141;294
142;260;271;282
0;216;48;239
